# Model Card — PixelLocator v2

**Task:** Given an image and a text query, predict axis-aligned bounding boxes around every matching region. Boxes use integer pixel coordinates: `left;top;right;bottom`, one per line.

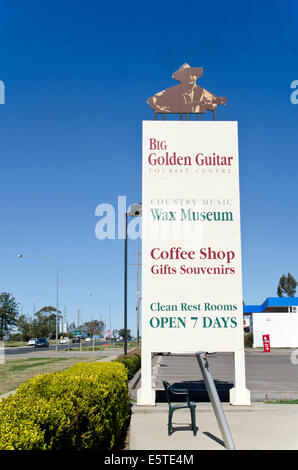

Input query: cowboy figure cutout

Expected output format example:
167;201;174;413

147;63;226;115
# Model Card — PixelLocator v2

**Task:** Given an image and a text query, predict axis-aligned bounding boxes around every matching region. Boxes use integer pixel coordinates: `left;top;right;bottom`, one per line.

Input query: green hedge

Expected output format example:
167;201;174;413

0;361;129;450
114;348;141;380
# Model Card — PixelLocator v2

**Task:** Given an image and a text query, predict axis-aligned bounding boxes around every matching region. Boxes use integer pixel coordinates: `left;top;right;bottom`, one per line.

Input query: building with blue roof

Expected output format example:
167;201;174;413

244;297;298;315
244;297;298;348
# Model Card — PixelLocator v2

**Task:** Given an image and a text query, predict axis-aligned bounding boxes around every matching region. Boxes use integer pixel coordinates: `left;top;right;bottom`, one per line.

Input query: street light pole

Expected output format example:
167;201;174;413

17;254;59;351
136;247;140;347
129;248;141;346
124;203;142;355
124;211;128;355
55;262;59;351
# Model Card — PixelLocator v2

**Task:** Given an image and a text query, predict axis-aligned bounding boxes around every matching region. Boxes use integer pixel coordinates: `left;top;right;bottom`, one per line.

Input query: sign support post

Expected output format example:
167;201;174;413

137;350;155;405
230;350;251;405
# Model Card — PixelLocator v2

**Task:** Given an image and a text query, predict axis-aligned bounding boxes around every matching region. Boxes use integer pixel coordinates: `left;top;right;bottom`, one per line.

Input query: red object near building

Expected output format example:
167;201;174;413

262;334;271;352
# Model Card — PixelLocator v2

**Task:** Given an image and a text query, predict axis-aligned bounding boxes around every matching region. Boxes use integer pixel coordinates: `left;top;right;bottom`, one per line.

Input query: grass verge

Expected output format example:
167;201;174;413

0;356;106;396
4;341;28;348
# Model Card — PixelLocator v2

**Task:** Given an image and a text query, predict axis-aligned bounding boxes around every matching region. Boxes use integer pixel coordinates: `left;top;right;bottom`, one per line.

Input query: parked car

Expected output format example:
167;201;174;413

85;337;91;342
72;336;81;343
34;338;49;348
28;338;37;346
59;337;69;344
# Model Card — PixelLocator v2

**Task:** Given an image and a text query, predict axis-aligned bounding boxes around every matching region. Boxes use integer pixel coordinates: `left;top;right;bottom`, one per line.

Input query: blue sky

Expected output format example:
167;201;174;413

0;0;297;333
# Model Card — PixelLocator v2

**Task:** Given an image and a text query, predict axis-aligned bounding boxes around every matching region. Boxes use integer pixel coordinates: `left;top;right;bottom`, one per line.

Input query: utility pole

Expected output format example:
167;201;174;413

77;308;80;329
129;247;141;346
63;305;67;335
91;313;93;337
109;300;112;344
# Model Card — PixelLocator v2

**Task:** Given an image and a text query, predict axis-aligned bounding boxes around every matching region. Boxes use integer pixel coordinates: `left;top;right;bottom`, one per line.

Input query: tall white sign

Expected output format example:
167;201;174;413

138;121;250;406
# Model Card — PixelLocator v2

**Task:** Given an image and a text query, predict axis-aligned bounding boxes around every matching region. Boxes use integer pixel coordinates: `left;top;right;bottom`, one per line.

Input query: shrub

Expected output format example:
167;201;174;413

114;348;141;380
7;333;22;342
244;333;253;348
0;361;129;450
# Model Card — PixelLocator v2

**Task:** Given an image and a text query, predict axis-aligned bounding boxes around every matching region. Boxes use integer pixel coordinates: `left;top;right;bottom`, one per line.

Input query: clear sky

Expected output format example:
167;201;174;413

0;0;297;334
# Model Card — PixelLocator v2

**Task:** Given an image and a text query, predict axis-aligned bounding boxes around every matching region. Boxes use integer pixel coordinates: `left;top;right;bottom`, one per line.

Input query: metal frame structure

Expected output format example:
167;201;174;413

154;111;216;121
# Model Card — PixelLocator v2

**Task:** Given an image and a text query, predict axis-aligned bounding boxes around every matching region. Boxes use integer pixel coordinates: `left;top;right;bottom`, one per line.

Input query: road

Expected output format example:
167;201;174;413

154;350;298;401
4;341;110;357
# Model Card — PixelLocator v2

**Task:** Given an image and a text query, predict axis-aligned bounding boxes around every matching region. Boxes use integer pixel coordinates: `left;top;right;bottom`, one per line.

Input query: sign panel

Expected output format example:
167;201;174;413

138;121;250;405
262;334;271;352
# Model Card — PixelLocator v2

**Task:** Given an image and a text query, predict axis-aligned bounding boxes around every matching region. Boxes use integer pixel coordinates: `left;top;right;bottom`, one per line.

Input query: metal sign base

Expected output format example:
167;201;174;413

196;351;236;450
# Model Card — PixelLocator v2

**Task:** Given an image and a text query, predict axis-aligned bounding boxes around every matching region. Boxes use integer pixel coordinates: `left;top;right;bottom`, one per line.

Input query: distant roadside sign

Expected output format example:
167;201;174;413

73;330;81;337
262;334;271;353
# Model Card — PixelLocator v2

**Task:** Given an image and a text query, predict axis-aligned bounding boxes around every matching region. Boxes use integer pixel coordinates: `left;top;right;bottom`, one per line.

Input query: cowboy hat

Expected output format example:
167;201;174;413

172;63;203;83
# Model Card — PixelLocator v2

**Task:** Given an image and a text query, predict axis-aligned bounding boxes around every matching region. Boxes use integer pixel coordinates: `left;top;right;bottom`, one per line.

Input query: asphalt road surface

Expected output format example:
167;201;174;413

155;351;298;401
4;341;107;356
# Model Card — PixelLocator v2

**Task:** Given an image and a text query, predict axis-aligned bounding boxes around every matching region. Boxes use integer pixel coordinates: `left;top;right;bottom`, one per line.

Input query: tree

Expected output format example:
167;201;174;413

0;292;19;340
33;306;62;338
277;273;297;297
17;314;32;341
118;328;132;340
16;306;64;340
17;306;62;339
81;320;105;337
